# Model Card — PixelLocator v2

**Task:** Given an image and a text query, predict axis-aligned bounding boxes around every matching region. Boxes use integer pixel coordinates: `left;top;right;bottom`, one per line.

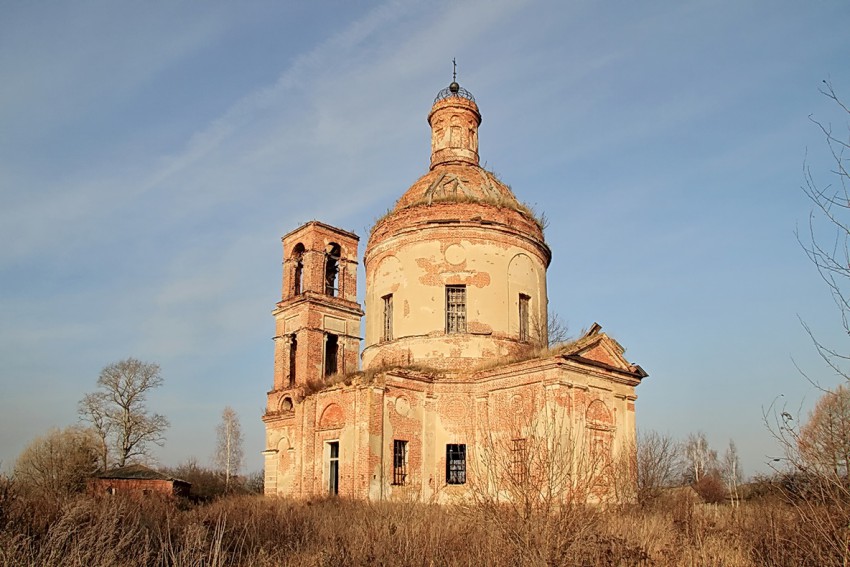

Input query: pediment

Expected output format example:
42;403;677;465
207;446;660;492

559;323;646;377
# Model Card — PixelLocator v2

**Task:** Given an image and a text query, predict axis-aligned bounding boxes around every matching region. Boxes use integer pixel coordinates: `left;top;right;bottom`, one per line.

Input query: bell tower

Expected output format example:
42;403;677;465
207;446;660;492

265;221;363;413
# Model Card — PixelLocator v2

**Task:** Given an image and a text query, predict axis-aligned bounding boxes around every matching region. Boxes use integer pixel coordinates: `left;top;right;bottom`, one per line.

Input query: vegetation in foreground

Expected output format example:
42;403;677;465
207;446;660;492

0;477;846;567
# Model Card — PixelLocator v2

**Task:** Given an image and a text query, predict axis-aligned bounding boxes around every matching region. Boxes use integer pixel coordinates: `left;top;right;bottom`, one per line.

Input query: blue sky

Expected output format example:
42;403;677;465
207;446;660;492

1;0;849;477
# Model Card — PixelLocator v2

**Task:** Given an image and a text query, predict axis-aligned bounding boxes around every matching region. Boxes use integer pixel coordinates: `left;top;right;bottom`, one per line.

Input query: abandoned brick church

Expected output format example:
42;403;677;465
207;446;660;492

262;78;647;502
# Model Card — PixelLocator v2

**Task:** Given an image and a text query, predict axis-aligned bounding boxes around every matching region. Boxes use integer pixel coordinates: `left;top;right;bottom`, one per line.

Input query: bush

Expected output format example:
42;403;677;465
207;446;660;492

693;470;727;504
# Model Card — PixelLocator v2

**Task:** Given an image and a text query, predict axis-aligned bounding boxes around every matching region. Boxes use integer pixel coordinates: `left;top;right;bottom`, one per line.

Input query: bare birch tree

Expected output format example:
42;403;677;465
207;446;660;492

214;406;244;491
722;439;743;507
78;358;169;468
682;431;717;484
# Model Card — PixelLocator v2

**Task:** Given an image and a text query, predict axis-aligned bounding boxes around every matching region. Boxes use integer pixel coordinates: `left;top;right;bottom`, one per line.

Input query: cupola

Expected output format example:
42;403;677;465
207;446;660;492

428;83;481;169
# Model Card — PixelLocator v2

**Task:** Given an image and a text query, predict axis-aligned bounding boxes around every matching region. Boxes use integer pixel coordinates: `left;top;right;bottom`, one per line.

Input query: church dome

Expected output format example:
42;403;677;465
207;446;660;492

387;81;539;228
362;79;551;372
392;163;524;212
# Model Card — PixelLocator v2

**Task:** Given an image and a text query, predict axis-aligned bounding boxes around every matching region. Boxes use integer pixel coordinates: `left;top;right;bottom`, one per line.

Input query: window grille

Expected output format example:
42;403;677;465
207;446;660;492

519;294;530;342
382;294;393;341
392;440;407;485
446;444;467;484
511;438;527;484
445;285;466;334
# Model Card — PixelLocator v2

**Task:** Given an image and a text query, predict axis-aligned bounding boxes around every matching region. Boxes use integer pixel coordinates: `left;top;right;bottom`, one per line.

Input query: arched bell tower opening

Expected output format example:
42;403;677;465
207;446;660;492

263;222;364;494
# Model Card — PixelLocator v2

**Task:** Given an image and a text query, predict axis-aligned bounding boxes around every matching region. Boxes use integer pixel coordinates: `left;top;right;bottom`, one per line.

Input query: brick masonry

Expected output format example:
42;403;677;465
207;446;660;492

263;83;646;502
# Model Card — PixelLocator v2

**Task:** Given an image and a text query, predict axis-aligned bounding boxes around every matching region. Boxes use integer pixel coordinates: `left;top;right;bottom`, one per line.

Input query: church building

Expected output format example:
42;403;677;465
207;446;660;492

262;77;647;503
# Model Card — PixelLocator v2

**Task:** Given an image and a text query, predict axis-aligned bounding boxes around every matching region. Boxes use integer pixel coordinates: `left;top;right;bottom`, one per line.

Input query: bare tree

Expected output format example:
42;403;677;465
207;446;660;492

766;390;850;564
530;309;571;348
13;426;100;497
213;406;244;491
467;394;612;564
635;429;680;505
682;431;717;484
798;80;850;384
78;391;111;471
772;81;850;552
722;439;743;507
78;358;169;468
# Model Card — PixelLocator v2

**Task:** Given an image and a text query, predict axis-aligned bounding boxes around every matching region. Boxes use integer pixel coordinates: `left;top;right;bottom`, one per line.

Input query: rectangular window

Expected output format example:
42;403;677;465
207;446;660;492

392;439;407;486
324;333;338;376
446;444;467;485
327;441;339;495
511;438;527;484
519;294;530;342
382;294;393;342
445;285;467;334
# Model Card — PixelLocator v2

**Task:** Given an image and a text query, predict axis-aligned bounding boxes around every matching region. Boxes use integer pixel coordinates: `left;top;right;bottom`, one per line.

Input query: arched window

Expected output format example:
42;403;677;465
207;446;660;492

281;397;294;412
288;333;297;386
291;243;305;296
325;243;341;296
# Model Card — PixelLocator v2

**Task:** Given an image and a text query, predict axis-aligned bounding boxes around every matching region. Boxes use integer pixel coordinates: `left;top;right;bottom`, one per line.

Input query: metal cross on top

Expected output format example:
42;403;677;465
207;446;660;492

452;58;457;82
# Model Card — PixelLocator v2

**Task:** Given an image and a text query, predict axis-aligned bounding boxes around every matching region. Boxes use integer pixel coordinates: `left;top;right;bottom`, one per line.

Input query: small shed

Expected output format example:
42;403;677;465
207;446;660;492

89;464;190;498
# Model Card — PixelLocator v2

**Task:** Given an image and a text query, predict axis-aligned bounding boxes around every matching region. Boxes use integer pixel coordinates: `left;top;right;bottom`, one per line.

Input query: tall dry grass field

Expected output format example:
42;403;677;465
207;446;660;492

0;480;844;567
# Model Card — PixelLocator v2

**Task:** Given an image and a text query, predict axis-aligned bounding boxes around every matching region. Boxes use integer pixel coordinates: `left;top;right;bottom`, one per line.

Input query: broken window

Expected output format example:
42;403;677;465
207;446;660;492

382;294;393;341
446;443;466;485
392;439;407;486
327;441;339;495
519;294;530;342
511;438;527;484
325;243;341;296
288;333;297;386
324;333;338;376
445;285;466;334
292;243;305;295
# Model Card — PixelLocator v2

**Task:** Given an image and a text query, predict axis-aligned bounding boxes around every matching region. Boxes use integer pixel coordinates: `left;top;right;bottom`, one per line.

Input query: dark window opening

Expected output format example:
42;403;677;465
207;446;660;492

392;440;407;486
445;285;466;334
325;243;341;296
292;243;305;295
446;443;467;485
382;294;393;341
512;438;528;484
288;333;297;386
519;294;530;342
328;441;339;495
324;333;339;376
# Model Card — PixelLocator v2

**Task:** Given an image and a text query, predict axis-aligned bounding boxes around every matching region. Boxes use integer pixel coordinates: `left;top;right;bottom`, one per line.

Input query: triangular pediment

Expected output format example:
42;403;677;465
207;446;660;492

558;323;647;378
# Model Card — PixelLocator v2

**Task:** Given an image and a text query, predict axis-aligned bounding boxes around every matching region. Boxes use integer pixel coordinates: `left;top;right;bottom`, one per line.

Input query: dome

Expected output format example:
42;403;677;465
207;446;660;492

362;80;551;372
392;163;524;212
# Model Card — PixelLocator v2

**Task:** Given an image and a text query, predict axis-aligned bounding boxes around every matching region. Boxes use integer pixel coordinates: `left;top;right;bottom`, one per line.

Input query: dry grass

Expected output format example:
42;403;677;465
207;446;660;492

0;481;846;567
